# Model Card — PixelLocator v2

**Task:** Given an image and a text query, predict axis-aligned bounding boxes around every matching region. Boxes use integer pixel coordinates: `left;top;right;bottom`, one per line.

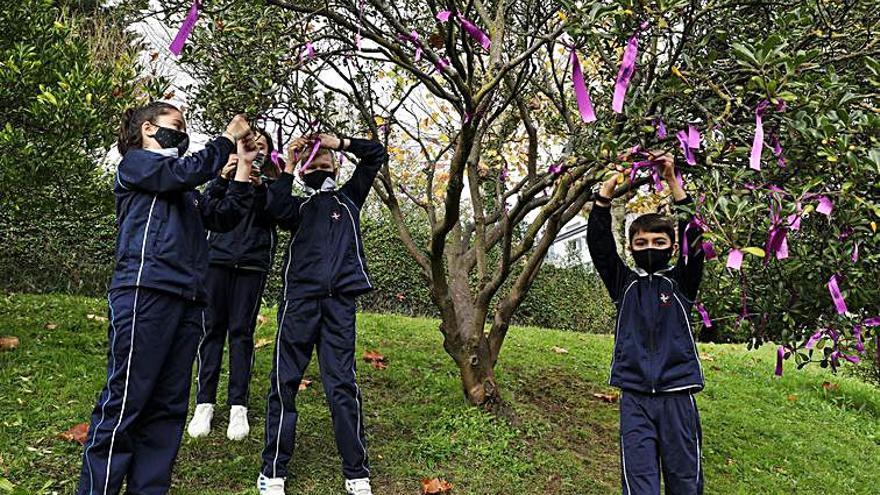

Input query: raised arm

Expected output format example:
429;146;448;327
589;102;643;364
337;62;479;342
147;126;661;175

339;137;388;208
265;172;305;231
199;139;257;232
586;173;632;303
117;137;234;193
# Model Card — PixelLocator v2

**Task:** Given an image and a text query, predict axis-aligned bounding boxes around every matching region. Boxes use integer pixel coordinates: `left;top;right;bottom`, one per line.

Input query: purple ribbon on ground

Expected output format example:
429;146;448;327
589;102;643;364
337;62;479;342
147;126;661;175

775;346;786;376
654;119;667;139
726;249;744;270
815;196;834;216
827;274;848;315
749;100;769;170
169;0;201;56
696;303;712;328
612;30;640;113
570;48;596;123
676;130;696;165
437;11;490;51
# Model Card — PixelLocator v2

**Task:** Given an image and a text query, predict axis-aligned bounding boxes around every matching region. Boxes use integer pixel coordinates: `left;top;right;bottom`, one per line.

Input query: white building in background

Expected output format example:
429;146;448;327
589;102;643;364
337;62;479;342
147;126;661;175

546;215;592;267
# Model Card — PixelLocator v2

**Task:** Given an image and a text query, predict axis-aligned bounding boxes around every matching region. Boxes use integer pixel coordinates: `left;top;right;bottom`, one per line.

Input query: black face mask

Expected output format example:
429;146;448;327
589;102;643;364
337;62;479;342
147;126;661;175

303;170;335;190
632;247;673;273
152;126;189;156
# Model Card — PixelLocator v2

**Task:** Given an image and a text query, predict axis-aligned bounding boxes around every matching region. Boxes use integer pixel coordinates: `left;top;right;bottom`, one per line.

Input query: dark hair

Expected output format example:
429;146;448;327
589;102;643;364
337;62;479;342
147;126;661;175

117;101;180;155
629;213;675;246
256;128;274;156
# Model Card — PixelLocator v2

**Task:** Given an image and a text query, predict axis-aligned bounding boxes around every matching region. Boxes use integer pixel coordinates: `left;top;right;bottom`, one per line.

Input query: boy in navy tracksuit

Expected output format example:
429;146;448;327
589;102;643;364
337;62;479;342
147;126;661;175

77;102;257;495
257;133;386;495
586;153;705;495
187;129;280;442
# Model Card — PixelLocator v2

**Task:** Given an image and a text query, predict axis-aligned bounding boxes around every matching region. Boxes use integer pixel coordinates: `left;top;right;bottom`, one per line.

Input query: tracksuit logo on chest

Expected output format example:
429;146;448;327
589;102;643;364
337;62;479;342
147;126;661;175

331;210;341;222
659;292;673;307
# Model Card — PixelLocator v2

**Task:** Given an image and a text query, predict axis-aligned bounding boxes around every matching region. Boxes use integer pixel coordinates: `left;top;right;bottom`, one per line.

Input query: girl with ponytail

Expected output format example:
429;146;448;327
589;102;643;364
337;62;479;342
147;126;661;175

76;102;259;495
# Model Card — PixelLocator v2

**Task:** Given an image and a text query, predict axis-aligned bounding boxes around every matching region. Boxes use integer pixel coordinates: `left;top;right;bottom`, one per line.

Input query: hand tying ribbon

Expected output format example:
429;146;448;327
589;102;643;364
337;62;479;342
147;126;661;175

436;10;491;51
569;47;596;123
612;22;648;113
169;0;201;56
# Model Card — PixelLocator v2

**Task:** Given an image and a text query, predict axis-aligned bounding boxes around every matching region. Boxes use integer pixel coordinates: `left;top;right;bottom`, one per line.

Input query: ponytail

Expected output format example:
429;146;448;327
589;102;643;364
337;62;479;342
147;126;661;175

117;101;180;155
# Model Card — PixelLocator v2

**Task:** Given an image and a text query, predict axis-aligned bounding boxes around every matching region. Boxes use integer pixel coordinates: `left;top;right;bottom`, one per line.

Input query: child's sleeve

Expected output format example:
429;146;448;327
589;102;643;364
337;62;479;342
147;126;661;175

672;195;705;302
198;180;254;232
265;172;305;231
117;137;234;192
339;138;388;208
587;202;630;302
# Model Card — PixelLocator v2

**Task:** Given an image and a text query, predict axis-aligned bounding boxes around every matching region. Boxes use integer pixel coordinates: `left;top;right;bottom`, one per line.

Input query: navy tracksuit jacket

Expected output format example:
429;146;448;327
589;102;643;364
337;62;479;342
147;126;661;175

77;138;252;495
261;138;386;481
586;195;705;495
195;178;278;407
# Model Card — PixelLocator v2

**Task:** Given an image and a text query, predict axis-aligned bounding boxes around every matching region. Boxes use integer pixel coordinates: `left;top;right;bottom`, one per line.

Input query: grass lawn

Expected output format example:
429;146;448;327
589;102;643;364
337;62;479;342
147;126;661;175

1;293;879;494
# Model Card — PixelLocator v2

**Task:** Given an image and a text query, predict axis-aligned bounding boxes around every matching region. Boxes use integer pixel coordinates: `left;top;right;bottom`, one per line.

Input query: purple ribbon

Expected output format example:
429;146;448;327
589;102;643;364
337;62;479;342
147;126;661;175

854;325;865;353
437;11;490;51
298;139;322;173
827;274;848;315
701;241;717;260
749;100;769;170
169;0;201;56
548;163;563;175
851;242;859;263
696;303;712;328
775;346;786;376
726;249;744;270
815;196;834;216
771;134;786;168
688;125;701;150
654;119;667;139
570;48;597;123
399;31;423;61
612;30;639;113
864;317;880;327
805;329;824;349
676;130;696;165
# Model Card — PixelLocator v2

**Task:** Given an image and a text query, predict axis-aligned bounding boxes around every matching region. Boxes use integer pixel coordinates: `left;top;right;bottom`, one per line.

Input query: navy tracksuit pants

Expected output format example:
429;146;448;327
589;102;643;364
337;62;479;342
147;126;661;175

261;295;370;480
77;287;204;495
619;390;704;495
195;265;267;406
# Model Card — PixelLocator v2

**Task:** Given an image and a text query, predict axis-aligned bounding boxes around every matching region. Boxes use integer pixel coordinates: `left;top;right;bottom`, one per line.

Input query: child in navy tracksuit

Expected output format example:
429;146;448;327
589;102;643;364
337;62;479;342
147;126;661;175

187;129;280;442
586;154;705;495
257;133;386;495
77;102;257;495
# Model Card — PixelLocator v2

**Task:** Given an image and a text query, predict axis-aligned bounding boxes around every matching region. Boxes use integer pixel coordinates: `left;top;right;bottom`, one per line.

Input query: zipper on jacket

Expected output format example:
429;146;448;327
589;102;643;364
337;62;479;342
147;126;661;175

648;274;656;393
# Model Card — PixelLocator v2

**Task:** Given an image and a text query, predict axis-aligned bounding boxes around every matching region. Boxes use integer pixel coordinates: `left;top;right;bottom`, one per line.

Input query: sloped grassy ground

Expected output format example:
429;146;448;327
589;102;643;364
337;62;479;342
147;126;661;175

1;293;878;494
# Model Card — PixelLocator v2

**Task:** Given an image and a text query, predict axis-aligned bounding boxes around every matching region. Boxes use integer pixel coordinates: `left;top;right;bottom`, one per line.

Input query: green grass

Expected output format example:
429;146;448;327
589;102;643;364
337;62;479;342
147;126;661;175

1;293;878;494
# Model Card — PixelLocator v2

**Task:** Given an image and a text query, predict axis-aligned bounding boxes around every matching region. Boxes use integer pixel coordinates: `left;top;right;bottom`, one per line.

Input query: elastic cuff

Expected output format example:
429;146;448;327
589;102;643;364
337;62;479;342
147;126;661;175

673;194;693;206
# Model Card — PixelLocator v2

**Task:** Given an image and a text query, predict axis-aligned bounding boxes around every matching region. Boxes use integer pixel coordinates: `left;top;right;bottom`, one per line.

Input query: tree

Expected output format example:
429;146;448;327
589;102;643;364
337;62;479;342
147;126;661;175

0;0;157;293
160;0;878;405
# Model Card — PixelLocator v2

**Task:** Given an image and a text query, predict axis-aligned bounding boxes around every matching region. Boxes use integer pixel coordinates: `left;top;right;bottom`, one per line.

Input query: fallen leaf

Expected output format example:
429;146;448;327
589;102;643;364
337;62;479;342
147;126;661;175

0;336;19;351
821;381;839;392
150;51;159;61
699;352;715;361
726;458;736;466
45;323;57;330
298;379;313;391
551;346;569;354
86;314;108;322
163;90;176;100
59;422;89;445
421;478;453;494
256;314;268;325
363;350;388;370
787;394;798;402
592;392;619;403
255;338;273;349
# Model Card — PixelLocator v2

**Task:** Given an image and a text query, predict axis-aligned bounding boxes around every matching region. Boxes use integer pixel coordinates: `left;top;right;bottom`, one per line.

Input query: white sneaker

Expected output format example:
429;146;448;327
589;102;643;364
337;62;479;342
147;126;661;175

345;478;373;495
187;403;214;438
257;473;285;494
227;405;250;441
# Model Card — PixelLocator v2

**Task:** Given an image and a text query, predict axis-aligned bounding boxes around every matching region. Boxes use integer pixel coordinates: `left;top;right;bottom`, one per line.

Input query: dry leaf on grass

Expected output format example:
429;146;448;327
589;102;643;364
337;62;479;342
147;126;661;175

787;394;798;402
421;478;453;494
821;381;839;392
86;314;108;323
298;379;313;391
551;346;569;354
699;352;714;361
255;338;273;349
0;336;19;351
592;392;619;403
45;323;57;330
363;350;388;370
256;314;268;326
59;423;89;445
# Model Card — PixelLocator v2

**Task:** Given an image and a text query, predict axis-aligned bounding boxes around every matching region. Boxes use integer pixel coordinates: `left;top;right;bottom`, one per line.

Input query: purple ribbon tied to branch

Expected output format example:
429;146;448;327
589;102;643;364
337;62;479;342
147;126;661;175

570;47;597;123
827;274;848;315
436;10;491;51
169;0;201;56
676;127;700;166
654;118;667;139
612;24;646;113
399;30;423;61
696;303;712;328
